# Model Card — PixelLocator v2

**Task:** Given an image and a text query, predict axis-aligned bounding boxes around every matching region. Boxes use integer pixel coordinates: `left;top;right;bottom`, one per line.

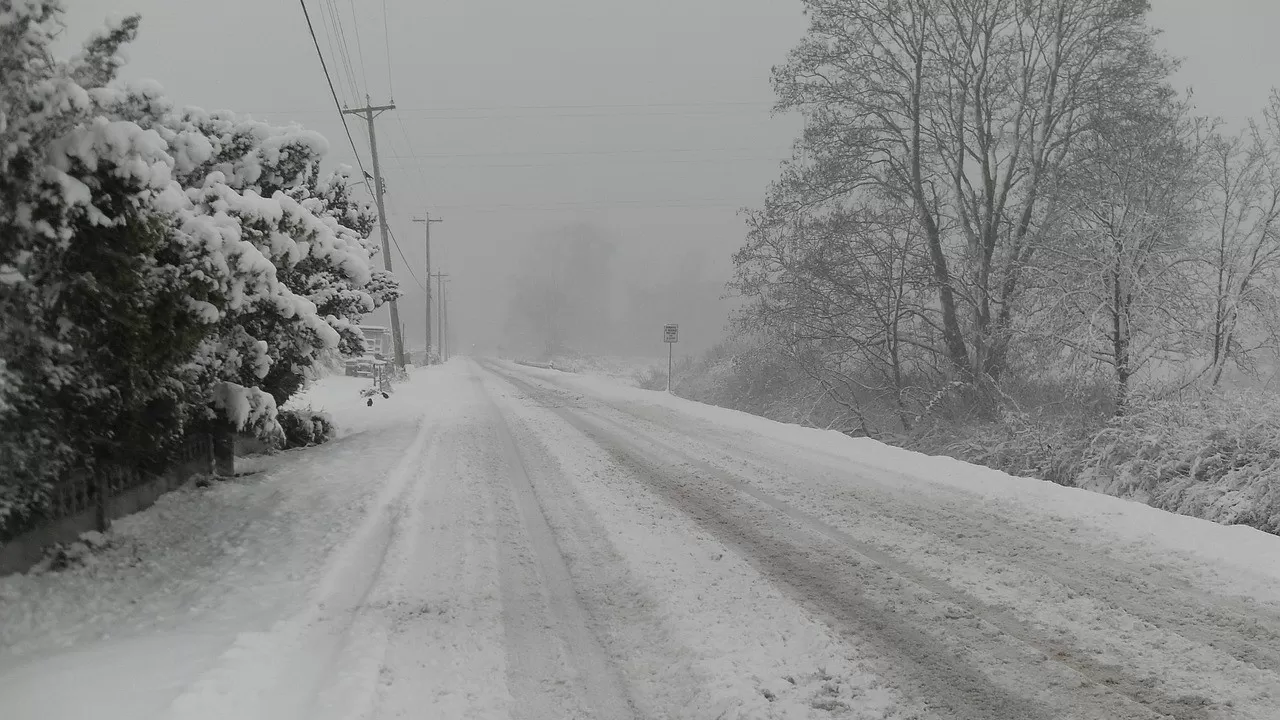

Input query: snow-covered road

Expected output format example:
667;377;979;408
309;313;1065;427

4;359;1280;719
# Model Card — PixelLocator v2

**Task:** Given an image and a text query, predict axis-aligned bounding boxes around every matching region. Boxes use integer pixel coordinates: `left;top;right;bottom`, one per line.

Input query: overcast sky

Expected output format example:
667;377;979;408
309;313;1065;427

62;0;1280;357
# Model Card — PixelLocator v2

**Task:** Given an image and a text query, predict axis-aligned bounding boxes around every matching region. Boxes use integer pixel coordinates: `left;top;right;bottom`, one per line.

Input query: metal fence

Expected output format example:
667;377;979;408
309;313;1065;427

8;434;213;542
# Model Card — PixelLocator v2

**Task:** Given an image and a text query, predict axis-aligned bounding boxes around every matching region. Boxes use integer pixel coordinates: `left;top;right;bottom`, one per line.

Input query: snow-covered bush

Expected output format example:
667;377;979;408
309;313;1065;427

153;107;400;409
1078;393;1280;533
276;408;335;449
930;409;1094;487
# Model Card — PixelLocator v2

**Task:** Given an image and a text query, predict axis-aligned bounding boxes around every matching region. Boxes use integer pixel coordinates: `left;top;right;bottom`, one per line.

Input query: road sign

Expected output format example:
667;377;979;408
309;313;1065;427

663;324;679;393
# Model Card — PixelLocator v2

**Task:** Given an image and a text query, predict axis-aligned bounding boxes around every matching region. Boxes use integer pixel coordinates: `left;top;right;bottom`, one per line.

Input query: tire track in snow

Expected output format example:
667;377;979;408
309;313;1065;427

165;404;444;720
305;418;465;720
478;367;638;720
604;394;1280;675
368;374;513;720
517;369;1280;714
479;363;927;719
490;363;1218;720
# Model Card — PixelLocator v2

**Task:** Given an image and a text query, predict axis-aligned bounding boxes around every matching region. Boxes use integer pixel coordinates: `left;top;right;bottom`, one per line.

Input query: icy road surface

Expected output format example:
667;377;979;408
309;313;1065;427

4;359;1280;719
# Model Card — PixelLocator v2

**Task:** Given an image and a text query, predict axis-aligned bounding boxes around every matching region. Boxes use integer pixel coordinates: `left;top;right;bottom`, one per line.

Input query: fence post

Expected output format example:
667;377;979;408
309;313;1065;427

212;425;235;477
202;433;215;475
95;470;108;533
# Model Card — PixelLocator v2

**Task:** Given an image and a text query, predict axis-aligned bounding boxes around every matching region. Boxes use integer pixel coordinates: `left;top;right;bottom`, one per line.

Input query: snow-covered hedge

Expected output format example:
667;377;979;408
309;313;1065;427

0;1;395;533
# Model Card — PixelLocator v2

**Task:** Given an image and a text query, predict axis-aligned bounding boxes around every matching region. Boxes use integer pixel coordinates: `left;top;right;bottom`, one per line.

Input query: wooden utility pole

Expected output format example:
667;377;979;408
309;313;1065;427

342;99;405;369
431;272;449;361
411;213;442;362
443;277;451;360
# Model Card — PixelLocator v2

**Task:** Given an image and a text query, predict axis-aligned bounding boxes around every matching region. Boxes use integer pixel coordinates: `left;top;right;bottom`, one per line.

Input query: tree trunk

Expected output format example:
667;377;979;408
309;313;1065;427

1111;265;1131;416
908;32;971;379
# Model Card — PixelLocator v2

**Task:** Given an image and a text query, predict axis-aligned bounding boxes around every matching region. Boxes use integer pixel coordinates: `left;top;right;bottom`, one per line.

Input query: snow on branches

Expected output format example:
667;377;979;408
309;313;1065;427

0;0;395;524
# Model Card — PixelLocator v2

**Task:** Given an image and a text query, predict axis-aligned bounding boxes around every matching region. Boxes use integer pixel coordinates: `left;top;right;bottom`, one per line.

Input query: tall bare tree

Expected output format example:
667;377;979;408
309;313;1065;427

767;0;1175;380
1197;94;1280;384
735;199;935;432
1039;95;1202;412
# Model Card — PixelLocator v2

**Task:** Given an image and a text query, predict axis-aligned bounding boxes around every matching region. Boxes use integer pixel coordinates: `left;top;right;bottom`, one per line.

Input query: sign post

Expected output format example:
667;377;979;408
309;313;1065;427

663;323;679;393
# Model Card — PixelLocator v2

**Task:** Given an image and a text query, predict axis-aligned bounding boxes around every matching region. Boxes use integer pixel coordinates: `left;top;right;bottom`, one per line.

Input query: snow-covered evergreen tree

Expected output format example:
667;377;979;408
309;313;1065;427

290;165;401;360
0;3;212;525
151;109;398;405
0;1;397;529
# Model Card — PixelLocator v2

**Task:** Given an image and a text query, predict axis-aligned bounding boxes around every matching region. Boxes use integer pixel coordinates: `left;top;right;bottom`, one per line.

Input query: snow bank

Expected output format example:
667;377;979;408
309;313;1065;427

0;365;451;719
534;353;664;387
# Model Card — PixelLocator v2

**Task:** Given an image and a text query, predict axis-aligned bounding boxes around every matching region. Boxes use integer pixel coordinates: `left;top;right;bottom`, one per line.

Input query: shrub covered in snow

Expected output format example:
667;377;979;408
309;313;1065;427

1077;393;1280;533
924;409;1096;487
914;385;1280;534
276;408;336;449
38;530;111;573
656;338;855;432
155;107;400;406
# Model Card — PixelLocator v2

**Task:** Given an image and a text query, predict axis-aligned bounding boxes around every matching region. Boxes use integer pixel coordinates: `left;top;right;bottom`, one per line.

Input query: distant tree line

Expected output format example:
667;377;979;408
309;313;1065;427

501;224;730;360
0;2;399;529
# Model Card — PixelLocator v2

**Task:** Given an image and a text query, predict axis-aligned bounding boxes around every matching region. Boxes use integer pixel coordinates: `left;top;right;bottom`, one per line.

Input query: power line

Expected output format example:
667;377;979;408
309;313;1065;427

424;198;751;211
393;112;432;192
378;145;776;159
243;100;776;116
380;191;428;294
371;1;432;238
381;156;786;170
345;0;371;98
386;224;427;293
321;0;361;103
252;108;774;121
298;0;372;195
381;0;393;100
388;108;773;120
315;0;349;103
401;100;773;111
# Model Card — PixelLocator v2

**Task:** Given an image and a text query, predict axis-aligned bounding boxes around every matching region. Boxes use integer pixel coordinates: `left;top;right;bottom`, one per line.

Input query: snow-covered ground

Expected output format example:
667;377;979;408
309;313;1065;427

532;353;663;387
0;367;442;718
4;357;1280;719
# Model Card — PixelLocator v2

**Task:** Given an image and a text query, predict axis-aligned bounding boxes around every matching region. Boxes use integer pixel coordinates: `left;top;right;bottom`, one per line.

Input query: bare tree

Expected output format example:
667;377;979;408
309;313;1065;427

769;0;1175;380
734;199;936;433
1039;95;1202;412
1197;94;1280;385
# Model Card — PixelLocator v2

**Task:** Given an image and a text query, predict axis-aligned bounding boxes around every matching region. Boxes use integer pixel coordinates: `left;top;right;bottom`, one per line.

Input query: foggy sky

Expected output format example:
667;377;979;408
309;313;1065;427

62;0;1280;358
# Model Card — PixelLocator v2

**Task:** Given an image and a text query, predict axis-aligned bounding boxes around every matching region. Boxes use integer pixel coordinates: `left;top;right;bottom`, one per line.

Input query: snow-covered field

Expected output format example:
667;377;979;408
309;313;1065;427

4;358;1280;719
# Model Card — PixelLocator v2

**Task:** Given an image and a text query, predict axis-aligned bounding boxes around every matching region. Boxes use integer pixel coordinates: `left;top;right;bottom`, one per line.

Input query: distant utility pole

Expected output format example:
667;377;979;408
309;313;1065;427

411;213;442;361
443;277;453;360
342;98;405;369
432;272;450;360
